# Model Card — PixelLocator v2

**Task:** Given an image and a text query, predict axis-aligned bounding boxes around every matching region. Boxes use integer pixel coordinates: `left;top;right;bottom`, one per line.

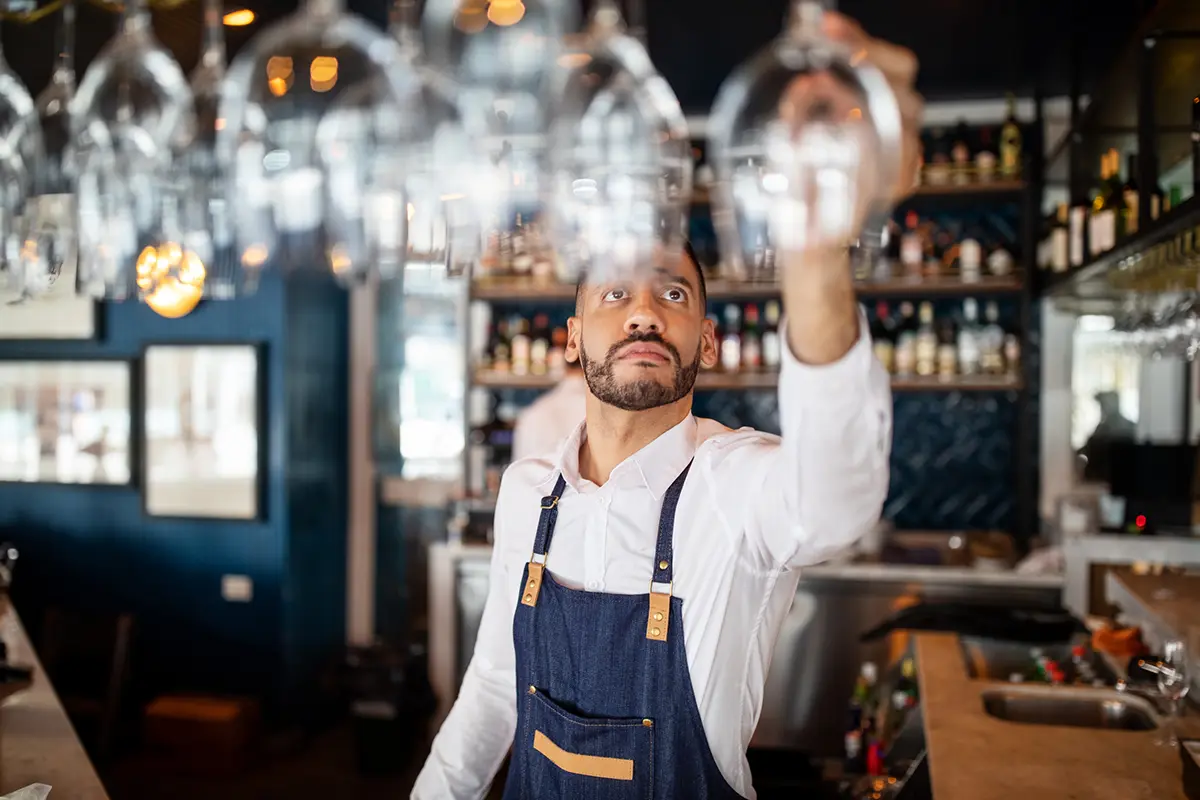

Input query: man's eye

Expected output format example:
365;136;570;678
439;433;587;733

662;287;686;302
603;289;627;301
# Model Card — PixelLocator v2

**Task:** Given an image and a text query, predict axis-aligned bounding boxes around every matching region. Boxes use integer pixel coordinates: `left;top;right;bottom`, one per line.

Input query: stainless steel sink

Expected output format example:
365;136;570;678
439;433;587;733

981;687;1159;731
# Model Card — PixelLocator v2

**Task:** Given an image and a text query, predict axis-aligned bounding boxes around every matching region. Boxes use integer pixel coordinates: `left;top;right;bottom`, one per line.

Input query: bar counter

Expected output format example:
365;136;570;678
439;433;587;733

916;631;1198;800
0;595;108;799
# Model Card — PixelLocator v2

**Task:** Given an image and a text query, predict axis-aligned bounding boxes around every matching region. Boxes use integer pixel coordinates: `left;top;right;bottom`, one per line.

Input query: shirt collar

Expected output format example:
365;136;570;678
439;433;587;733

538;414;698;500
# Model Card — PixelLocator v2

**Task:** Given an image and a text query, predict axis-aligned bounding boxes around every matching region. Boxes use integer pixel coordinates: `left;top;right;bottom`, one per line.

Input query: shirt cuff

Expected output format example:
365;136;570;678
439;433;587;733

778;304;879;409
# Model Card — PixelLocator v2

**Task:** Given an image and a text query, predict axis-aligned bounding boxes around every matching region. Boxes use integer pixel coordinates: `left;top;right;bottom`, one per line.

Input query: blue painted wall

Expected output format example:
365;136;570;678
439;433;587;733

0;272;349;715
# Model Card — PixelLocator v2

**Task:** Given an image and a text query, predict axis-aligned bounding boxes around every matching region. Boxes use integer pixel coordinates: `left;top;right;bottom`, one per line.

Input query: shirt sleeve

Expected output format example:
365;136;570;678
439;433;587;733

411;489;520;799
747;305;893;568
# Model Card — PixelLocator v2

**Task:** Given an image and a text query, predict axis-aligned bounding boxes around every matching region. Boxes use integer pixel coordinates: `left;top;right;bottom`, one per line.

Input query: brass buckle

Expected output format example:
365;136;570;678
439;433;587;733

541;496;559;510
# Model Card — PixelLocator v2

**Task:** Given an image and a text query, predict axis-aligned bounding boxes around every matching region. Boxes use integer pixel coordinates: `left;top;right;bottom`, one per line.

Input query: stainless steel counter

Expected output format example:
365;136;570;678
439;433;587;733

427;542;1063;755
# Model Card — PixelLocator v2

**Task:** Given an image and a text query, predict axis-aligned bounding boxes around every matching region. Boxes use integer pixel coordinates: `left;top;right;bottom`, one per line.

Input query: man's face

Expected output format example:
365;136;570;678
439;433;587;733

566;256;718;412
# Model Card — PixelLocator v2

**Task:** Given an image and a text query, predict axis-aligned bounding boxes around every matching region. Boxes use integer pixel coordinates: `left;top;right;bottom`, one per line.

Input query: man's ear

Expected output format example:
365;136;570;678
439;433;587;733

565;316;582;365
700;315;718;370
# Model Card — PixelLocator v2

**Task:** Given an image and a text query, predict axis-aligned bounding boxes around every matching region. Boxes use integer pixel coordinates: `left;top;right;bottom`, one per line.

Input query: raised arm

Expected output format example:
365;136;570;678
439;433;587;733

742;14;921;568
412;489;520;799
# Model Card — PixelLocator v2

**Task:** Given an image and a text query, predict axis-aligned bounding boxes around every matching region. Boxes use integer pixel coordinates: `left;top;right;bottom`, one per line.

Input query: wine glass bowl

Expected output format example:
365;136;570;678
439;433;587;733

217;4;422;277
1156;640;1190;747
544;0;692;283
70;9;193;300
708;0;902;281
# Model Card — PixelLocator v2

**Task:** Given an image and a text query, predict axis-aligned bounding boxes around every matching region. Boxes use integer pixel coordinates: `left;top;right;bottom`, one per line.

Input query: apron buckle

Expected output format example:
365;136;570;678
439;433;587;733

646;584;671;642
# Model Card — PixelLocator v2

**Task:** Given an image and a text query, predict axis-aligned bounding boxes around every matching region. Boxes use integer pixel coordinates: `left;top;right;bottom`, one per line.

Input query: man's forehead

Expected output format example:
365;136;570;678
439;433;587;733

583;265;694;288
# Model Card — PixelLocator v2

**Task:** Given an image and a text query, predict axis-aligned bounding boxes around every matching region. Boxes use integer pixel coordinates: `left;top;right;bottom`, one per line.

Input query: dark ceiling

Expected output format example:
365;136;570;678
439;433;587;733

0;0;1158;116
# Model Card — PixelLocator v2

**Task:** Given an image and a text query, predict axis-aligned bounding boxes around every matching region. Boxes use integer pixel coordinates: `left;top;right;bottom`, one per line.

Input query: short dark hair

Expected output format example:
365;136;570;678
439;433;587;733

574;241;707;310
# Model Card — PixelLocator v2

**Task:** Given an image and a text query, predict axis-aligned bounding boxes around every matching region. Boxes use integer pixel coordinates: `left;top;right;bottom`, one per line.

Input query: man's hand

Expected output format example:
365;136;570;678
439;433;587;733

781;12;923;366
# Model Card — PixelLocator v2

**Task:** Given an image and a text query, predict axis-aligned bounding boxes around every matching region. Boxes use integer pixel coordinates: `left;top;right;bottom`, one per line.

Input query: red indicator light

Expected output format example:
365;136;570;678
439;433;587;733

1135;514;1146;528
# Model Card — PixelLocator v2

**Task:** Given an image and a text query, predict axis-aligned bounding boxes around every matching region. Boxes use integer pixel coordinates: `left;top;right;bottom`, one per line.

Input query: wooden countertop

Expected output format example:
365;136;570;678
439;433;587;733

916;632;1199;800
0;595;108;799
1106;571;1200;653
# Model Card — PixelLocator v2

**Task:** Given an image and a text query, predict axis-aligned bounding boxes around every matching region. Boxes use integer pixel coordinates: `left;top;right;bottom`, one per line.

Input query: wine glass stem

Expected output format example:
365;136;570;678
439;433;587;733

56;0;75;79
201;0;225;68
306;0;345;19
123;0;151;31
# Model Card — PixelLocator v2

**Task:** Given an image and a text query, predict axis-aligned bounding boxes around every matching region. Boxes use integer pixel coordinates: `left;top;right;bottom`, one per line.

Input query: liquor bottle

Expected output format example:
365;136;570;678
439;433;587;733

1004;332;1021;377
761;300;782;371
914;301;937;377
959;236;982;283
1102;148;1126;242
957;298;982;376
492;318;512;373
478;322;497;372
529;313;551;375
488;402;519;494
1089;151;1115;256
936;315;958;380
721;304;742;372
1050;203;1069;273
893;302;917;377
951;119;972;185
741;304;762;371
999;93;1022;178
510;318;531;376
1122;153;1141;236
926;226;953;279
980;301;1005;375
975;126;997;181
986;242;1014;277
870;301;895;374
511;214;533;276
548;327;568;377
925;127;951;185
874;219;899;281
900;211;923;279
1068;200;1087;268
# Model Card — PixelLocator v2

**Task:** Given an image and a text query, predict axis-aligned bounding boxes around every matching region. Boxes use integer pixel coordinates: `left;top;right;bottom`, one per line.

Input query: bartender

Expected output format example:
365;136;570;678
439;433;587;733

414;13;921;799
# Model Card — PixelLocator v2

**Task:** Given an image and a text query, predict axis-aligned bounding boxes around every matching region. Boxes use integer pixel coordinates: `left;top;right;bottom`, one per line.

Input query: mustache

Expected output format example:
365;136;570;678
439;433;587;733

605;331;681;365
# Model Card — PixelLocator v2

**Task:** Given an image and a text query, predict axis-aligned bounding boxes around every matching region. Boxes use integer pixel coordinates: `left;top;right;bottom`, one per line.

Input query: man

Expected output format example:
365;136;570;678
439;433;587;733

511;359;587;463
414;14;921;799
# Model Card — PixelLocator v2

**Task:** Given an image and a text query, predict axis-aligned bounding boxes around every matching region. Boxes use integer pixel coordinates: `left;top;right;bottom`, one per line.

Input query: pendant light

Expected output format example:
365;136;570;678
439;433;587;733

707;0;902;282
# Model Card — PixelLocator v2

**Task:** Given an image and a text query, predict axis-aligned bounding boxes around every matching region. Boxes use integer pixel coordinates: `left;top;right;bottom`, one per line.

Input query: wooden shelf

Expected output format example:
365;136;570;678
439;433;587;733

906;178;1027;199
1044;195;1200;302
471;273;1024;303
473;370;1022;393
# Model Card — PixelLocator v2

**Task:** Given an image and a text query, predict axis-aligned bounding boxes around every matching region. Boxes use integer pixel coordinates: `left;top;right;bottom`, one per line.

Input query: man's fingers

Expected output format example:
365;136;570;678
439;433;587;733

822;11;919;87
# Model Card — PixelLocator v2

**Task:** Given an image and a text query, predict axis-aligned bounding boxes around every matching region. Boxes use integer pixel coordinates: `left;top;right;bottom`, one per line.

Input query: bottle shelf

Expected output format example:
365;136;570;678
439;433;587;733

472;370;1023;393
470;273;1025;303
906;178;1026;199
1043;195;1200;303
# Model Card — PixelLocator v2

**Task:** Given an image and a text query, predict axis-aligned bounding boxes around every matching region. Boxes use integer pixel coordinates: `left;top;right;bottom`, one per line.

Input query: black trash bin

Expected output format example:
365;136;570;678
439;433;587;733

345;641;437;775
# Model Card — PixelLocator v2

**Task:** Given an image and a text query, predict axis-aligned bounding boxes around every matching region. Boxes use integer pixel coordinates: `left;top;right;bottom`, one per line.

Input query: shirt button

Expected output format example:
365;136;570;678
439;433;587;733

586;581;599;591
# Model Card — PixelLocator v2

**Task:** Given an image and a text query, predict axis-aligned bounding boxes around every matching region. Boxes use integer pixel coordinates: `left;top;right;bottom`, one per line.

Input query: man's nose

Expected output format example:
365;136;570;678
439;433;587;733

624;289;664;335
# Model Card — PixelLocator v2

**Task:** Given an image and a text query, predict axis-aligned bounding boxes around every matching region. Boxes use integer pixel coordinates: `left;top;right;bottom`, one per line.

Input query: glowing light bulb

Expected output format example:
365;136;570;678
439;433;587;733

487;0;525;27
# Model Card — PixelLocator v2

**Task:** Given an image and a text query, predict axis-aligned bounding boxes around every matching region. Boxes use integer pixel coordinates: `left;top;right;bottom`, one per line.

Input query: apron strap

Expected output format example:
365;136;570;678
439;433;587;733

522;473;568;609
646;460;693;641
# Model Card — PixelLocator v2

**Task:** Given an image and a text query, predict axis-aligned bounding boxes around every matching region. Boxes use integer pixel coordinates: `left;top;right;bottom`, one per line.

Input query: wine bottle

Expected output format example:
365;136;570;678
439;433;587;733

999;93;1022;179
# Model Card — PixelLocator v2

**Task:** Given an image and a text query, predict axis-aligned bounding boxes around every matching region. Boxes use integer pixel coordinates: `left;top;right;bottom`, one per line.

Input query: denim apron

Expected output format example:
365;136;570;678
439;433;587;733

502;461;746;799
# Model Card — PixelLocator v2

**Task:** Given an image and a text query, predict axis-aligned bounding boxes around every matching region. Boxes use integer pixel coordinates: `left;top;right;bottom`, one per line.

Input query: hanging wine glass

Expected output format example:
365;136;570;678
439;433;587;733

544;0;691;283
216;0;422;277
0;20;45;303
422;0;577;278
154;0;244;306
16;0;78;303
708;0;902;281
317;0;478;286
71;0;194;300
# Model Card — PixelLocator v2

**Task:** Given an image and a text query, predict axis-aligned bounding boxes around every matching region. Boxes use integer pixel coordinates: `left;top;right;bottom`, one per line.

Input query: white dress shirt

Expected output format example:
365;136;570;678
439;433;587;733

414;314;893;799
511;372;588;462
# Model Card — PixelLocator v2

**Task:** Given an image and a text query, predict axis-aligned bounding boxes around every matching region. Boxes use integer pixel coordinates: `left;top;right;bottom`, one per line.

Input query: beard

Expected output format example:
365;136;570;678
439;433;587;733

578;331;701;412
